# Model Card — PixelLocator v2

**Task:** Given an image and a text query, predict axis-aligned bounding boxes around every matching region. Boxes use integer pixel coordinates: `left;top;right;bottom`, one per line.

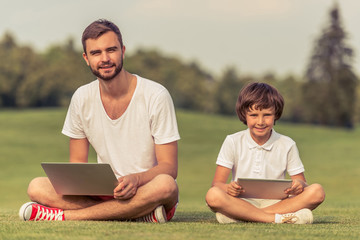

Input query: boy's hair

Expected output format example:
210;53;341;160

82;19;123;54
236;82;284;125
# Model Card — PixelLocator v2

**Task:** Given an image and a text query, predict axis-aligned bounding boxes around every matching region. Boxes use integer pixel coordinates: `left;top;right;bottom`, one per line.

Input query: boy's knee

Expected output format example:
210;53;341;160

205;187;224;209
306;183;326;205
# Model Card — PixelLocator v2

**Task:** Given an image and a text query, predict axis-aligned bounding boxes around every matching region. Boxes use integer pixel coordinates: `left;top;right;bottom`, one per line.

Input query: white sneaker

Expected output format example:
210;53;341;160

135;205;167;223
278;208;313;224
215;212;239;224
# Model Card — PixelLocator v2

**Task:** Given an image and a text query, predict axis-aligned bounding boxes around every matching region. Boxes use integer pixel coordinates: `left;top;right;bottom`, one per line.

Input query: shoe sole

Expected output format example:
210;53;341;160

155;205;167;223
302;208;313;224
19;202;36;221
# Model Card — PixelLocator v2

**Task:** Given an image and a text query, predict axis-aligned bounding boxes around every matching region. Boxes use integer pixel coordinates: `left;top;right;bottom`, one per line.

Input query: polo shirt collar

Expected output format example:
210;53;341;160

245;128;279;151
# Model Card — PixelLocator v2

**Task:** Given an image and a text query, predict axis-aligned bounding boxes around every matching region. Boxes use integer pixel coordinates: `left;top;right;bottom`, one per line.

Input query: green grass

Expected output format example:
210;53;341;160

0;108;359;239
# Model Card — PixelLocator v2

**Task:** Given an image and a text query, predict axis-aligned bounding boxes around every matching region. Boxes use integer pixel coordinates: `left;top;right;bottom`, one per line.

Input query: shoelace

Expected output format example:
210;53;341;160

137;211;157;223
281;214;298;224
34;205;64;221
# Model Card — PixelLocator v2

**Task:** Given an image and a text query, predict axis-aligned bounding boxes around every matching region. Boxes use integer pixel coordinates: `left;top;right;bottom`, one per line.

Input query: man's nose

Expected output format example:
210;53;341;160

100;52;110;62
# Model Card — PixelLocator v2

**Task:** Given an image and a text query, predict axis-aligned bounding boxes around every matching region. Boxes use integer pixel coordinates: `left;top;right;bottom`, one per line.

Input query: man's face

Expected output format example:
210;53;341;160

83;31;124;81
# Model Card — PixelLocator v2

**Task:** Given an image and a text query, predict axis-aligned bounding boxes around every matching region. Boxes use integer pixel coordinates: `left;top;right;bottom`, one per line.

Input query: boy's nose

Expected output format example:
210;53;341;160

257;117;264;125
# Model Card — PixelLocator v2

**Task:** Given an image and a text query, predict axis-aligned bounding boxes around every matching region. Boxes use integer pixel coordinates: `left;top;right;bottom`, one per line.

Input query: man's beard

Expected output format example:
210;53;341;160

90;58;123;81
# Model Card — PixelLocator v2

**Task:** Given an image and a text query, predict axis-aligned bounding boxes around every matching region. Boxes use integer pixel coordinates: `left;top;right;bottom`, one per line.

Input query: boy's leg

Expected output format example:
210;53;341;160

206;186;275;223
261;183;325;214
24;174;178;220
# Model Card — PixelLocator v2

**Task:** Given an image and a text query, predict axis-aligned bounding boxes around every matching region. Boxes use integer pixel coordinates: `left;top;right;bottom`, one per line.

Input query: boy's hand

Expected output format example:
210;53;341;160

285;179;306;195
227;181;244;197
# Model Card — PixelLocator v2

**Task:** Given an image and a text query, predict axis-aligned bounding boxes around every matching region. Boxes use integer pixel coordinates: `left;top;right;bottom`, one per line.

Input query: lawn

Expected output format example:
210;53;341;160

0;108;359;239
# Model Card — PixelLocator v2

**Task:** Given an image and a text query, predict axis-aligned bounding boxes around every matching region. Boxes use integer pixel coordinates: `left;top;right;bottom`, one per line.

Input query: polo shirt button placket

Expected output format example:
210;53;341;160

253;147;262;175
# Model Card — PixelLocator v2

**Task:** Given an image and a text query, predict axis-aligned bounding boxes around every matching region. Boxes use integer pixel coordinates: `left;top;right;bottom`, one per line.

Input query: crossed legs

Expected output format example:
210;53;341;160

205;183;325;223
27;174;178;221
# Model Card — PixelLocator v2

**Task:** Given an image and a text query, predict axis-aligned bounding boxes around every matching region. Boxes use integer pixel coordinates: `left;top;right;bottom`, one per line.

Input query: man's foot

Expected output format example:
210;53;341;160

135;205;167;223
19;202;64;221
277;208;313;224
215;212;239;224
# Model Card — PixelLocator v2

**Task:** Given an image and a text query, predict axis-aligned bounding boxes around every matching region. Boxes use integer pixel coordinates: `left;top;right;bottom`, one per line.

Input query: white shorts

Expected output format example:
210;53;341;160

242;198;281;208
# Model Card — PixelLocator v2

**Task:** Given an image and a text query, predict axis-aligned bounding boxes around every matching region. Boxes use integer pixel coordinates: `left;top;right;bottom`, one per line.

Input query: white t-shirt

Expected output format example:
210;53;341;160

62;75;180;178
216;129;304;181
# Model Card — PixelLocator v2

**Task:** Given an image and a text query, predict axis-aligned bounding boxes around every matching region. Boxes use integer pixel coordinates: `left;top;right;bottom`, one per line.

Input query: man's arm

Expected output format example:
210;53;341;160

69;138;89;163
114;141;178;200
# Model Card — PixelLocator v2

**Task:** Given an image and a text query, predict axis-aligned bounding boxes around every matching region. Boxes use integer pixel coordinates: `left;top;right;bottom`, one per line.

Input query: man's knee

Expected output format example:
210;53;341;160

27;177;52;201
152;174;178;199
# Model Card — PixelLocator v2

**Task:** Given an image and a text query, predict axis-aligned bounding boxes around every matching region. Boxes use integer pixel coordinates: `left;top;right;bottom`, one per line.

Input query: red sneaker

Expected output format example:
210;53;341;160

19;202;64;221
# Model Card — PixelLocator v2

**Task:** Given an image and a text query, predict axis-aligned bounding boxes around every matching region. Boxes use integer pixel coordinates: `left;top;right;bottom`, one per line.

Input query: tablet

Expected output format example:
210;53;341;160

236;178;292;199
41;163;118;196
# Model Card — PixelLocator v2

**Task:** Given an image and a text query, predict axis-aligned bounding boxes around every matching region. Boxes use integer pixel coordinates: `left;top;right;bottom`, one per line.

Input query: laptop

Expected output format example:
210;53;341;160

237;178;292;199
41;163;118;196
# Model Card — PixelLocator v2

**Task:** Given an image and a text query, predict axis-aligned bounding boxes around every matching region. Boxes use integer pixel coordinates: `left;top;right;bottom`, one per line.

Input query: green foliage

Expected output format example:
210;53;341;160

0;3;359;128
125;49;216;112
215;67;244;115
302;4;358;128
0;109;359;239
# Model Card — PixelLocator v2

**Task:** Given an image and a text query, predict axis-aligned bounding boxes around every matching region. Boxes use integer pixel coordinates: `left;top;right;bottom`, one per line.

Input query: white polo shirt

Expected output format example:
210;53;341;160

216;129;304;181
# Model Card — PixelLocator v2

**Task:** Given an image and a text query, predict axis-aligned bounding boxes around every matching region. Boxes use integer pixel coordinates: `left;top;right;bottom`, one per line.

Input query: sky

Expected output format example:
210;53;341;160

1;0;359;77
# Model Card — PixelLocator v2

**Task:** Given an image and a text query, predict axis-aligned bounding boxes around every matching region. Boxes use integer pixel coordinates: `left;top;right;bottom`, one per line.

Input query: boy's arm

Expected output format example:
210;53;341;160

212;165;243;197
211;165;231;189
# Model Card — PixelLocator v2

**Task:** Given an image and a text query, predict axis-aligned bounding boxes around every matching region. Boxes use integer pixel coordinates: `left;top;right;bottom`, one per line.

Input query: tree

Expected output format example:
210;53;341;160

215;67;245;115
302;4;358;128
125;49;216;112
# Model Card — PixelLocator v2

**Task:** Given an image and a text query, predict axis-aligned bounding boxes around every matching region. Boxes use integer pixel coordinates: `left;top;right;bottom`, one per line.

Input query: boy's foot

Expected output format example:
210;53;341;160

277;208;313;224
19;202;65;221
135;205;167;223
215;212;239;224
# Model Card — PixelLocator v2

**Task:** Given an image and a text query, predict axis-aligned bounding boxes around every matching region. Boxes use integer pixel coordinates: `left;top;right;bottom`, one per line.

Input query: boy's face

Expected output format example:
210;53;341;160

246;106;275;145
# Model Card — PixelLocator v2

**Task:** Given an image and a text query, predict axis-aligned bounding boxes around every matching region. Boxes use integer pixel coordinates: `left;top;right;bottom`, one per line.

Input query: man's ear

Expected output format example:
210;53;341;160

122;45;126;59
82;52;90;66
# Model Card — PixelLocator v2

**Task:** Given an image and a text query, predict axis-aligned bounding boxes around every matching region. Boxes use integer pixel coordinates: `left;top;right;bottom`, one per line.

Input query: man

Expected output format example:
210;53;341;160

19;19;180;223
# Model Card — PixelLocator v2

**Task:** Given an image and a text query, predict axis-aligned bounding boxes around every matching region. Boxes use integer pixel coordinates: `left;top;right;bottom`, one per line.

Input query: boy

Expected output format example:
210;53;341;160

205;82;325;224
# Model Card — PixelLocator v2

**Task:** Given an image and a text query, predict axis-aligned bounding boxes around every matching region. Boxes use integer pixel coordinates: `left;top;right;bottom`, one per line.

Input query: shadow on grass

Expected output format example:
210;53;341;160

172;211;216;223
172;211;340;225
0;209;340;225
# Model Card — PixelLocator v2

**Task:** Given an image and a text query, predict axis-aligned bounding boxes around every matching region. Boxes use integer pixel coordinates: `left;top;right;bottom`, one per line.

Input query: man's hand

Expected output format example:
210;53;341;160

114;174;140;200
285;179;307;195
227;181;244;197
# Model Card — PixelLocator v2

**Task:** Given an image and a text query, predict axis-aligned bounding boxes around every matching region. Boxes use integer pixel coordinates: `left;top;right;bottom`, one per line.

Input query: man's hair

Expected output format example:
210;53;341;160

82;19;123;54
236;82;284;125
